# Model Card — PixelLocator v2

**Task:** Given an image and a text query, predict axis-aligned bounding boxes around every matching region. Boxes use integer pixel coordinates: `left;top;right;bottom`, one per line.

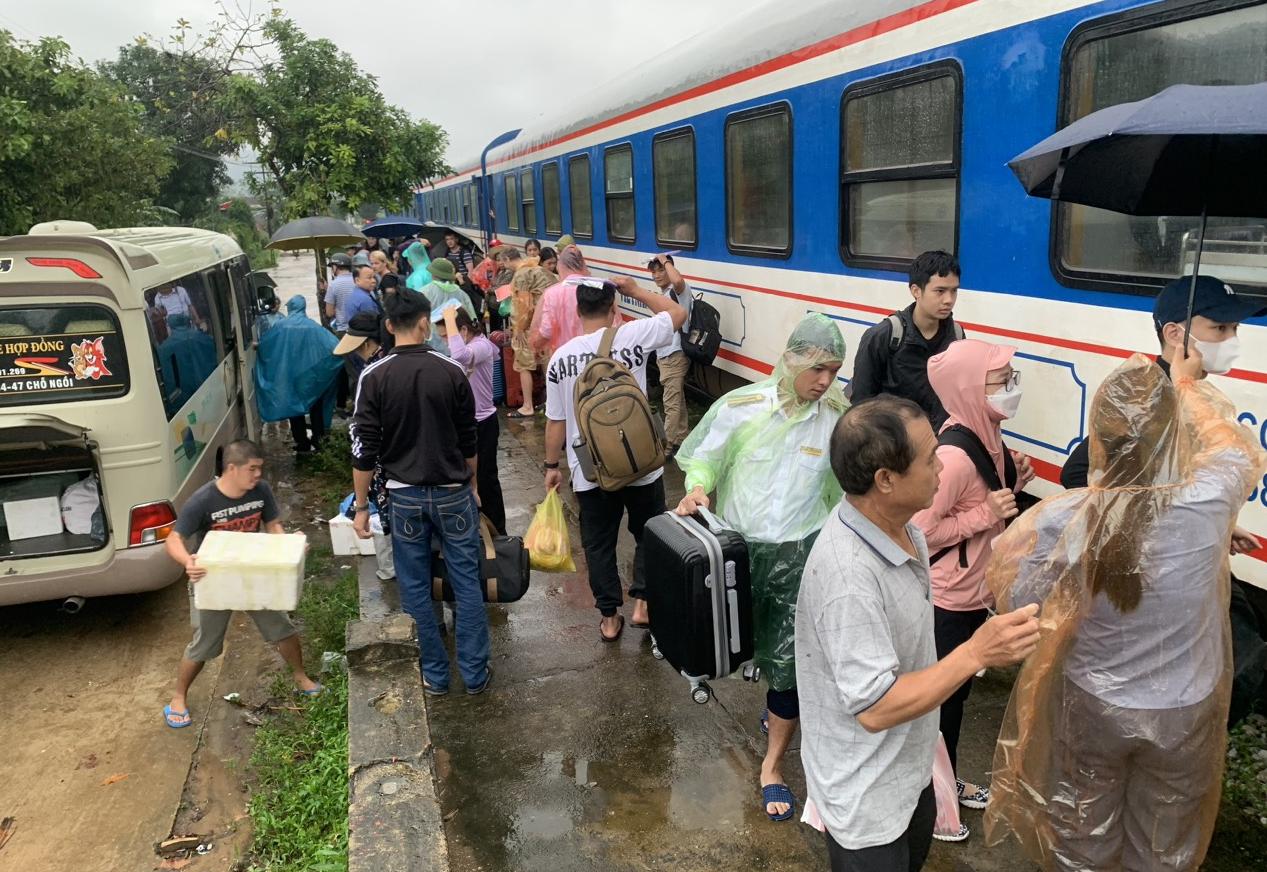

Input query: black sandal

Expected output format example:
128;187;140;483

600;615;625;642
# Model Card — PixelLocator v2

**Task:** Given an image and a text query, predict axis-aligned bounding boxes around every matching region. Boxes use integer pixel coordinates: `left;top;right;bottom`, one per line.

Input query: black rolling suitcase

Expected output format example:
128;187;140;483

644;508;759;704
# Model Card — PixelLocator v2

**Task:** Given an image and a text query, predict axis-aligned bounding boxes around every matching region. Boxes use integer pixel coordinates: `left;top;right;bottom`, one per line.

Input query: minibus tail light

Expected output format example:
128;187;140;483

129;501;177;546
25;257;102;279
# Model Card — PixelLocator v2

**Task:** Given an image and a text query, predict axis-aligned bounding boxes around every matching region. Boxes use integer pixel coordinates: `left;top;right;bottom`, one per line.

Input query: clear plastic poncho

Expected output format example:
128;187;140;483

983;355;1267;872
676;313;849;690
254;295;344;423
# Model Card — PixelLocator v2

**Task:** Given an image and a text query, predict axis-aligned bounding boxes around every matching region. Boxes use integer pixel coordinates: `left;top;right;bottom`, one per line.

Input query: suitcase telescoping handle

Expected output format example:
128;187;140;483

691;508;743;660
668;510;733;680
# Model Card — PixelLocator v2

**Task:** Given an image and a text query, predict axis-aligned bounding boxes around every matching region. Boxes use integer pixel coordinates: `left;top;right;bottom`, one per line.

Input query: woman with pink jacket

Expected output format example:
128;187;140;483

913;338;1034;818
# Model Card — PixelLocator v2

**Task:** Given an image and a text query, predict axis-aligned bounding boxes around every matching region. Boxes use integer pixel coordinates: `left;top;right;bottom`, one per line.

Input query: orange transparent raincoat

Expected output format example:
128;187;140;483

984;355;1266;872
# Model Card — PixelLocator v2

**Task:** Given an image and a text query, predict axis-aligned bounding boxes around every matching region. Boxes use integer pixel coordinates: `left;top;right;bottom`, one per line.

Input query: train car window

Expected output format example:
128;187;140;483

604;144;636;243
653;128;697;248
506;173;520;233
725;103;792;257
1057;2;1267;290
521;168;537;236
542;162;562;235
468;182;478;227
840;64;960;269
569;155;594;239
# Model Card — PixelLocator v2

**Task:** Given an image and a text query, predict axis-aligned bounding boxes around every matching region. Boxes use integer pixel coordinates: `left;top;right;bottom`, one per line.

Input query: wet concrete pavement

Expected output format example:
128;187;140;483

425;413;1037;872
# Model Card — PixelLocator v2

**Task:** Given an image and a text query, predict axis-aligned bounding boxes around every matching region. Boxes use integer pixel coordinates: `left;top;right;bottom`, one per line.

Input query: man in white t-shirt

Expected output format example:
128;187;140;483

543;276;686;641
154;282;205;332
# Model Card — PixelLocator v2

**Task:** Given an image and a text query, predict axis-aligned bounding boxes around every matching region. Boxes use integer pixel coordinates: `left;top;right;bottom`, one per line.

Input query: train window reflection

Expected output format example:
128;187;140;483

569;155;593;239
1058;3;1267;287
726;104;792;257
542;163;562;235
841;66;960;268
653;129;697;248
605;144;636;243
506;173;520;233
521;168;537;237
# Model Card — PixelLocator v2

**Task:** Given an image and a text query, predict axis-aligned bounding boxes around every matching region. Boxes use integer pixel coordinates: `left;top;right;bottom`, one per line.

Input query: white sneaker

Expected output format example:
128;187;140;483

933;823;970;842
956;779;990;810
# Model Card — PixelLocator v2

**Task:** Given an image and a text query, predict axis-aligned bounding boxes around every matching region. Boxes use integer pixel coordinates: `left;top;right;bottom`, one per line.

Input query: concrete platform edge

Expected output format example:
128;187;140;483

347;558;450;872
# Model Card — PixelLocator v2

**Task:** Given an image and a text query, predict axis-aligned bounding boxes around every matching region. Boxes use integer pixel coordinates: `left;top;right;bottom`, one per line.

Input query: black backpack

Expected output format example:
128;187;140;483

886;311;965;352
929;425;1017;568
677;291;723;365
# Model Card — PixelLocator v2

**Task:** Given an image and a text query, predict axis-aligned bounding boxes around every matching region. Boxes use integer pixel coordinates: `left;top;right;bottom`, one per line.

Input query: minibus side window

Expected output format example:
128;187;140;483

145;272;224;420
229;257;257;349
206;266;236;354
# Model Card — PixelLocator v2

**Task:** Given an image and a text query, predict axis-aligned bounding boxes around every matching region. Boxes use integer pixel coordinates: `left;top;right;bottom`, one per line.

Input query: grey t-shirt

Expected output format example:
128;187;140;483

795;497;938;849
174;480;280;549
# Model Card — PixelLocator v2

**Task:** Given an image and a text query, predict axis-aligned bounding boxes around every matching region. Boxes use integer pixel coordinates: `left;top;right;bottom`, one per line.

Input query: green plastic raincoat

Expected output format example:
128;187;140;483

676;313;849;690
403;241;431;291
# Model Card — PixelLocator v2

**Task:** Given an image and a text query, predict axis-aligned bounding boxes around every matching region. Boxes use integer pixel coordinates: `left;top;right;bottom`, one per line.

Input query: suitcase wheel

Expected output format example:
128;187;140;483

743;664;760;684
691;683;712;705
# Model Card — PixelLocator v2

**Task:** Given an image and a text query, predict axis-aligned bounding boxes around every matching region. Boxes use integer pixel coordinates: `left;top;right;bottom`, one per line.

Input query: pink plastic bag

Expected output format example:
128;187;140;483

932;732;963;837
801;734;962;838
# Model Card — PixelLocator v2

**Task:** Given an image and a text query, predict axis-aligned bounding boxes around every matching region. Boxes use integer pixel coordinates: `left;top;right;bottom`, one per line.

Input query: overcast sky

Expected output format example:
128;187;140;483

3;0;765;167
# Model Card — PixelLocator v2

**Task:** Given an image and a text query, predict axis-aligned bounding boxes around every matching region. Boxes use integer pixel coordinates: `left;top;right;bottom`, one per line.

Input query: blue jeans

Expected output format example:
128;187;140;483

389;485;490;691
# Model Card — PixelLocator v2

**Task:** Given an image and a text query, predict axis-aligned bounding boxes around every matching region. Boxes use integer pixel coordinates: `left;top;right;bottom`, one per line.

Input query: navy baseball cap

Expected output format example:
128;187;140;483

1153;275;1267;330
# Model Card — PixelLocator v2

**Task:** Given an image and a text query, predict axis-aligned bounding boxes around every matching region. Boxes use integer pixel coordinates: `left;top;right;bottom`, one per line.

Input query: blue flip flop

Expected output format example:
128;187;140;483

296;683;325;697
761;783;796;822
163;704;191;729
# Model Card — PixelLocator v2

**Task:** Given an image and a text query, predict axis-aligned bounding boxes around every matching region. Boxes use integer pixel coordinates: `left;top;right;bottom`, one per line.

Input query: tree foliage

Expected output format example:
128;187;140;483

0;33;173;235
224;17;448;218
102;44;234;221
100;6;274;222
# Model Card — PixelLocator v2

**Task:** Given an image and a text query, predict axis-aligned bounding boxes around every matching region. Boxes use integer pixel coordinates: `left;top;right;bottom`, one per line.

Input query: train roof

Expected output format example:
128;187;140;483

444;0;927;178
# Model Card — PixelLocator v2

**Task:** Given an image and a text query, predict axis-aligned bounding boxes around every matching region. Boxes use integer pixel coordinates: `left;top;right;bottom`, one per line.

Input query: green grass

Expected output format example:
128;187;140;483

298;554;359;662
247;438;359;871
1222;714;1267;824
247;671;349;872
301;429;354;481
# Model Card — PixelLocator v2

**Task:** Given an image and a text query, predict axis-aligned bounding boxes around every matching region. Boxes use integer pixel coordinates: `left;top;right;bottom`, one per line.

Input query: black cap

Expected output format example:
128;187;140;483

346;312;380;338
332;311;381;356
1153;275;1267;330
328;253;353;268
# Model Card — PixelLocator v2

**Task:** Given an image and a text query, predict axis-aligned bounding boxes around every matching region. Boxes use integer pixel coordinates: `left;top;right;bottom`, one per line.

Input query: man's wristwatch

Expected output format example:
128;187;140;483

544;461;559;470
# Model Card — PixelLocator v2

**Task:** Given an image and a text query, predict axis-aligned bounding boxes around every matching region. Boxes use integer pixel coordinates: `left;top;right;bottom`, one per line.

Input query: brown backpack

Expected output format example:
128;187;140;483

573;326;666;491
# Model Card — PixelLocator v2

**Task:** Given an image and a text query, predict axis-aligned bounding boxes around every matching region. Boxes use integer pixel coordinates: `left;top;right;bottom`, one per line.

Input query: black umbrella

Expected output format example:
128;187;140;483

266;217;366;330
1008;81;1267;343
266;216;365;251
362;215;425;238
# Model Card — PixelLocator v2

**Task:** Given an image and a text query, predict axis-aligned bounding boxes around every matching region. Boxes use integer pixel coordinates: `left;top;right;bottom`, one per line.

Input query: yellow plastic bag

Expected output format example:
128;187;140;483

525;487;576;572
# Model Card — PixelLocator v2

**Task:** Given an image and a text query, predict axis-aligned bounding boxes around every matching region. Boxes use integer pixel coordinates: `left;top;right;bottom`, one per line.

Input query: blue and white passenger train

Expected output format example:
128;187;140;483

417;0;1267;585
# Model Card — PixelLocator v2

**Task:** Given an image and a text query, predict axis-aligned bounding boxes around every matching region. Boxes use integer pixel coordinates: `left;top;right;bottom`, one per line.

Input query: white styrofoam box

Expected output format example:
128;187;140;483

328;513;379;556
193;530;307;611
4;496;65;540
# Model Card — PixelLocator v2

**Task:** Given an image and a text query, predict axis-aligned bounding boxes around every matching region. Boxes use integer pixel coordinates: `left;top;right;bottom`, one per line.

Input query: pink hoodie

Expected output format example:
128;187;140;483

913;339;1021;612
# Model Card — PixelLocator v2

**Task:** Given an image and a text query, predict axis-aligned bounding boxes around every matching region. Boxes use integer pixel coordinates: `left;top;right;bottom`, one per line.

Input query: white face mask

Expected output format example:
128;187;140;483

986;387;1023;420
1192;336;1240;375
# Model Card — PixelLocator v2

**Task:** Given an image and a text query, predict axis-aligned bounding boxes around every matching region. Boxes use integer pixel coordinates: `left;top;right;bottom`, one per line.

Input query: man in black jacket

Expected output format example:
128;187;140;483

350;289;492;697
850;250;966;430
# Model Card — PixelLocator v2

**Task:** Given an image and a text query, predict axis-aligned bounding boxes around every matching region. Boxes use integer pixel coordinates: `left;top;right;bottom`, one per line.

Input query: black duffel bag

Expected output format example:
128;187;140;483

431;515;530;603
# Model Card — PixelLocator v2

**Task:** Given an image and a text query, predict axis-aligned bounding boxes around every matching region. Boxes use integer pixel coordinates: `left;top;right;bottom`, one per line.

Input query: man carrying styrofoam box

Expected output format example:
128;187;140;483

161;438;321;729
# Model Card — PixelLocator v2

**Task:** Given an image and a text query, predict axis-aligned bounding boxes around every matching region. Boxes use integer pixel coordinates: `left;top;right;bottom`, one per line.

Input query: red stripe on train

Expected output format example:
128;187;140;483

588;256;1267;385
437;0;982;182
